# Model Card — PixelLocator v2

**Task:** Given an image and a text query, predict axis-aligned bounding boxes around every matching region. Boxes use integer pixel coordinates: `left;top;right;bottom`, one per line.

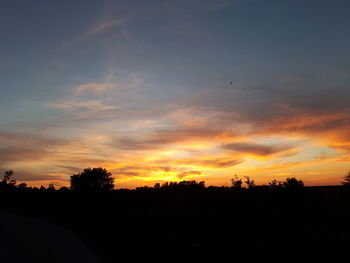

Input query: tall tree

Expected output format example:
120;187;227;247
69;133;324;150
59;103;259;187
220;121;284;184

70;167;115;192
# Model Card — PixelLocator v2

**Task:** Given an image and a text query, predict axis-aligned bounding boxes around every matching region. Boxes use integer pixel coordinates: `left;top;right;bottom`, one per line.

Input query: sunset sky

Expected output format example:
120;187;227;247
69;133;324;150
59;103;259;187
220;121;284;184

1;0;349;188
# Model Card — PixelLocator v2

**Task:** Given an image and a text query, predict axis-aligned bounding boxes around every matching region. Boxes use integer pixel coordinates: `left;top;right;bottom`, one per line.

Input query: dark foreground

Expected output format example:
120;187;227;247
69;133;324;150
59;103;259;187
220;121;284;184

0;186;349;262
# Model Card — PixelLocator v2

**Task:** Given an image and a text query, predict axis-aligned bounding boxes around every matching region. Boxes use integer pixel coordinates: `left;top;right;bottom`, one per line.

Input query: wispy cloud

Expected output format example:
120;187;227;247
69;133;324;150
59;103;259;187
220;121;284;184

47;99;119;112
72;71;143;95
175;157;244;169
85;17;128;38
115;128;225;150
73;83;120;95
63;16;129;47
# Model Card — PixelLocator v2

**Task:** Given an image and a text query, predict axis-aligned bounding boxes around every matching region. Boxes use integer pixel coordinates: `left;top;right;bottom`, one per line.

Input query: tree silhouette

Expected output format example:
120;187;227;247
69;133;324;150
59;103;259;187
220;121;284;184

244;176;255;189
268;179;283;189
0;170;17;190
231;175;243;189
47;184;56;192
283;177;304;189
342;171;350;187
3;170;16;186
3;170;13;182
70;167;115;192
157;180;205;190
58;186;70;192
17;183;27;189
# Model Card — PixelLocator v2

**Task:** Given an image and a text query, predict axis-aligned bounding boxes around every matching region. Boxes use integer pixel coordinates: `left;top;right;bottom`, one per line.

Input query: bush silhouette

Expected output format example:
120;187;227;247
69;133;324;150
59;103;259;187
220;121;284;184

244;176;255;189
58;186;70;192
0;170;17;190
231;175;243;189
70;167;115;192
17;183;27;189
342;171;350;187
47;184;56;192
268;179;283;189
283;177;304;189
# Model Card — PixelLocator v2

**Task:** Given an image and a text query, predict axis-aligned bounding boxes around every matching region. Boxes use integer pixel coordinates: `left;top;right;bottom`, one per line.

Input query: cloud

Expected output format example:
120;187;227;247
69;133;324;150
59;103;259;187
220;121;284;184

63;16;129;47
112;164;204;181
176;157;244;168
258;109;350;152
7;70;350;187
73;83;120;95
115;127;225;150
72;71;143;95
0;132;69;166
174;77;350;155
177;170;202;179
85;17;129;38
45;72;145;125
48;99;118;110
222;142;294;156
13;172;67;183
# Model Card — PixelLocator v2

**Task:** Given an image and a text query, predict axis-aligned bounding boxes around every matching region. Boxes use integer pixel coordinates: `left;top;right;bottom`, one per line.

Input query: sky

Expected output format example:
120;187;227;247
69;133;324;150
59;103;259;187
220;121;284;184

0;0;350;188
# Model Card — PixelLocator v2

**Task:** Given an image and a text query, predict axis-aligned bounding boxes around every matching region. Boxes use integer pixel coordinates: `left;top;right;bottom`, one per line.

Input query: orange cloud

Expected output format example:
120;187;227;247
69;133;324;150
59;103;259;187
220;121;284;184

115;128;227;150
175;157;244;169
259;109;350;152
4;94;350;188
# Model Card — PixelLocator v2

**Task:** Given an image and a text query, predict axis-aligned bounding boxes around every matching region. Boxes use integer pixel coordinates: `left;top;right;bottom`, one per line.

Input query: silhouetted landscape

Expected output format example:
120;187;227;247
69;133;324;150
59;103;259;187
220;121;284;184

2;0;350;262
1;168;350;262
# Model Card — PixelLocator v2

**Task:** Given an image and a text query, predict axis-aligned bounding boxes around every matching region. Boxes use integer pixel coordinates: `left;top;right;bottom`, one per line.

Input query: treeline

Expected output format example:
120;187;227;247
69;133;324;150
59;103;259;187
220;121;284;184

0;167;311;193
2;167;349;193
0;170;70;192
